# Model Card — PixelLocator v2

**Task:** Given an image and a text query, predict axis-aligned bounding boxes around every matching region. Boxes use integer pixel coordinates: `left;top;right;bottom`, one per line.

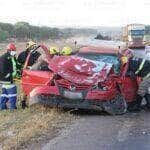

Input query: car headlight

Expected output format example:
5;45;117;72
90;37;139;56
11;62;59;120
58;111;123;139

102;87;108;91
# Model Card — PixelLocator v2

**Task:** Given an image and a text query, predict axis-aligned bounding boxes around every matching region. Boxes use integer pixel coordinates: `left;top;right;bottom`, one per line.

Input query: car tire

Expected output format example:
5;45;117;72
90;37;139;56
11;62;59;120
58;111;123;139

103;94;127;115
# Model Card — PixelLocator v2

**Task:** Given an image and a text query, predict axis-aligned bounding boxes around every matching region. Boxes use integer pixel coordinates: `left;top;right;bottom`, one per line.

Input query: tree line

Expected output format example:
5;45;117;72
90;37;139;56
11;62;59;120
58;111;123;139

0;22;97;42
0;22;65;42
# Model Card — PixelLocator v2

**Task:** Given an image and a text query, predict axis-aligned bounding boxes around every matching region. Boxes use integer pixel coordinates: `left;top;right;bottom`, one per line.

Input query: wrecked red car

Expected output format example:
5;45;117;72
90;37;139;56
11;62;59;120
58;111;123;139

22;45;138;115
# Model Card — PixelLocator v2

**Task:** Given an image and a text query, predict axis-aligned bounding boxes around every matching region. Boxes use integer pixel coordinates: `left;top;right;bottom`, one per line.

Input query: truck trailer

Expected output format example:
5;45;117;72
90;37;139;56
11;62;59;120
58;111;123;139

122;24;146;48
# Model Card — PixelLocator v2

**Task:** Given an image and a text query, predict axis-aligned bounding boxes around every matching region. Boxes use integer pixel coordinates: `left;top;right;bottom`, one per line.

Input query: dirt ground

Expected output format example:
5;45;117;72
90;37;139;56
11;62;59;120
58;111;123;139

0;39;149;149
0;74;75;150
42;110;150;150
0;79;75;150
0;38;80;150
0;38;81;55
0;107;76;150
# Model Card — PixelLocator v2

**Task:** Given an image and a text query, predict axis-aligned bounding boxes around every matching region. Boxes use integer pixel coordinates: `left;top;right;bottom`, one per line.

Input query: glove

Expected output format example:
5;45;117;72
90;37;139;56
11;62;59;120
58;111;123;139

16;70;22;78
126;71;136;79
5;73;10;78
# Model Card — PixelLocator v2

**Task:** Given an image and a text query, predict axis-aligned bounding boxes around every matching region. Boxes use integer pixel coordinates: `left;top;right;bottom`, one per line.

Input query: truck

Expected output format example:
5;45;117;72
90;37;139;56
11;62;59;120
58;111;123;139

122;24;146;48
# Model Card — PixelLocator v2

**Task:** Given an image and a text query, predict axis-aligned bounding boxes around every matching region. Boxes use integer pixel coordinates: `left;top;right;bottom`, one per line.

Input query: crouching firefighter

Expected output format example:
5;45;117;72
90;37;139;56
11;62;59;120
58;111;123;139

0;43;17;110
127;57;150;111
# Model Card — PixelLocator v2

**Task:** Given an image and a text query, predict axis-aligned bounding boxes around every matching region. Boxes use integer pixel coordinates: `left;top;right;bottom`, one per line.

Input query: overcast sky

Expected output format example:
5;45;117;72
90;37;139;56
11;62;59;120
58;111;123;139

0;0;149;27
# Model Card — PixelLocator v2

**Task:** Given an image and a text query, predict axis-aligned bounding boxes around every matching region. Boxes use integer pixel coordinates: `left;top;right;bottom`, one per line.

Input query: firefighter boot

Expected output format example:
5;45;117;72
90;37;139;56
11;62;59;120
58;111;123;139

21;100;28;109
130;95;143;112
145;94;150;110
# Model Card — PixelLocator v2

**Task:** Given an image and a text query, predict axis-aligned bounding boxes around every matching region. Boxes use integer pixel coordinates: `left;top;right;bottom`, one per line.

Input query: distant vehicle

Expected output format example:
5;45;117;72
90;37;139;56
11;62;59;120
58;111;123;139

122;24;146;48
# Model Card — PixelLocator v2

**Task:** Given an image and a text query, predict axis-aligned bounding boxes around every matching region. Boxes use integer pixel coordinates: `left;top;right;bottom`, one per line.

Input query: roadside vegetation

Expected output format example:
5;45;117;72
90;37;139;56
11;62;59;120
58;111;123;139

0;46;75;149
95;33;111;40
0;106;74;149
0;22;97;42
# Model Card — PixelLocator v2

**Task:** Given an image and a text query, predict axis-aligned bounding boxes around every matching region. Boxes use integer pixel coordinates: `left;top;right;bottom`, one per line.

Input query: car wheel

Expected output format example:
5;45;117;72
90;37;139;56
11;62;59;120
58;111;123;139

103;94;127;115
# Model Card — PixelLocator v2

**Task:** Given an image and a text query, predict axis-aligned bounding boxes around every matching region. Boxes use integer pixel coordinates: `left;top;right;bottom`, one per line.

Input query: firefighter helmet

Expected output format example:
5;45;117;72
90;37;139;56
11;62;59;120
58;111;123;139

121;56;128;65
61;46;72;55
7;43;16;51
26;41;37;50
49;46;59;55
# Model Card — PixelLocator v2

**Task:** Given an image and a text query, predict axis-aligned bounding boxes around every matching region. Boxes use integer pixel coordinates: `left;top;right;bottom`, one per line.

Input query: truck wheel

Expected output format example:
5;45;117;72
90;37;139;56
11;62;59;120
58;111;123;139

103;94;127;115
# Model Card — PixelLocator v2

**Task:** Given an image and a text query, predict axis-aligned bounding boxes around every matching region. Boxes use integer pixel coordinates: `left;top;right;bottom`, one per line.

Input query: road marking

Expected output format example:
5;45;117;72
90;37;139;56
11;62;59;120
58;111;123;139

117;119;134;142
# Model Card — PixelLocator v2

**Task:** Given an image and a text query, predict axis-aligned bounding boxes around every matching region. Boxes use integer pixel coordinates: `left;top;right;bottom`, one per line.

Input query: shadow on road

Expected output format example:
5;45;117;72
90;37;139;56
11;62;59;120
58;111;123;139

61;108;110;116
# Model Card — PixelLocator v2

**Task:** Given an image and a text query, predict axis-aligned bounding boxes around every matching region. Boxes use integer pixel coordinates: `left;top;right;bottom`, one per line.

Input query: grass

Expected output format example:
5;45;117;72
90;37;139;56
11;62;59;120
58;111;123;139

0;107;74;150
0;81;74;150
0;40;80;149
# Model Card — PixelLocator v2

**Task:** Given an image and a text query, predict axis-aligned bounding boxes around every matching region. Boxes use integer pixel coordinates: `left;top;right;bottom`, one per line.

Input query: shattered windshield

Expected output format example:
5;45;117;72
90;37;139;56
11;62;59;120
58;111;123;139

77;53;120;74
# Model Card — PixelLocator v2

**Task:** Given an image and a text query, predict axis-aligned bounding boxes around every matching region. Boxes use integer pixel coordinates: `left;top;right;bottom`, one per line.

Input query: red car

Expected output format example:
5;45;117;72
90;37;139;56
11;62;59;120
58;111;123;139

22;45;138;115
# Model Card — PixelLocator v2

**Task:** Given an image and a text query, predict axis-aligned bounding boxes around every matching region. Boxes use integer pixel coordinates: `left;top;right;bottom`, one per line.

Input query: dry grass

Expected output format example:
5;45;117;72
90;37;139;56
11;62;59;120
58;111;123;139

0;39;80;149
0;39;80;55
0;107;74;150
0;80;74;150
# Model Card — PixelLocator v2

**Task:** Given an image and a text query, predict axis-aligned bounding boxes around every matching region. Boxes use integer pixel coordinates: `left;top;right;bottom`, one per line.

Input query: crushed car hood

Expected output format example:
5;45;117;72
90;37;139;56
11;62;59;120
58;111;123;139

48;56;113;85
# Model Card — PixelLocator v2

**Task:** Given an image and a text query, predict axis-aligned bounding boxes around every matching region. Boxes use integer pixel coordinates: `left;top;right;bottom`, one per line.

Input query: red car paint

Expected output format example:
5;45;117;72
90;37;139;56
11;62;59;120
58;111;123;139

22;45;54;95
21;45;138;114
22;70;54;95
78;46;138;102
48;56;113;85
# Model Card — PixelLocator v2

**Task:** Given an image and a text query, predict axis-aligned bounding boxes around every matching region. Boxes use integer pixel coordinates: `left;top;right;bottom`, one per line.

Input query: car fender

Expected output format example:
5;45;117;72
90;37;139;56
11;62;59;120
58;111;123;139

29;85;59;98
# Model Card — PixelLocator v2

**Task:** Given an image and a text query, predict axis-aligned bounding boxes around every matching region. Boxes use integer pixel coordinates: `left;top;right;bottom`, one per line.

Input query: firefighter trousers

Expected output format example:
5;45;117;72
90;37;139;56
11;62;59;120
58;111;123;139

138;76;150;97
0;84;17;110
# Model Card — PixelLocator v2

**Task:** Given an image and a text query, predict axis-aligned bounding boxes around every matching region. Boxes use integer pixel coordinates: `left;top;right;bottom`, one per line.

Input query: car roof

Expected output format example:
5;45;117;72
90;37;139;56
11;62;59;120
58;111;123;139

79;46;118;55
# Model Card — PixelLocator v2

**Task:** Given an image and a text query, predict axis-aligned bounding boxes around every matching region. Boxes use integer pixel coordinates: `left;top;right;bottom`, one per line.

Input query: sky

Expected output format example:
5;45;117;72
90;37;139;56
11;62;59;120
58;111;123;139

0;0;149;27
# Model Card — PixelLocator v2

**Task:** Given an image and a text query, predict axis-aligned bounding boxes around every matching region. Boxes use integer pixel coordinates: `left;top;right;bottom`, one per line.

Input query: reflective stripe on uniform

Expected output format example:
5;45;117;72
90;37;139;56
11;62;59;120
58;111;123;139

11;57;17;77
2;84;16;89
135;59;146;75
1;94;17;98
143;72;150;80
0;81;11;84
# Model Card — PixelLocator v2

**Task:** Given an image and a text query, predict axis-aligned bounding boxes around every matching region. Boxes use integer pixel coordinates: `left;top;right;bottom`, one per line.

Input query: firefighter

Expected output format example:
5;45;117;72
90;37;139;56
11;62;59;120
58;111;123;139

134;58;150;110
119;46;133;76
49;46;60;55
31;46;60;70
17;41;41;70
119;46;133;63
145;41;150;54
61;46;72;56
0;43;17;110
126;56;150;111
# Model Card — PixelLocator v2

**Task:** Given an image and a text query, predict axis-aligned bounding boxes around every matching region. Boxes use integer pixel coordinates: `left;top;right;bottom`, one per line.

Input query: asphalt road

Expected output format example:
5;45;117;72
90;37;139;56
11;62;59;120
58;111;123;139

42;110;150;150
42;40;150;150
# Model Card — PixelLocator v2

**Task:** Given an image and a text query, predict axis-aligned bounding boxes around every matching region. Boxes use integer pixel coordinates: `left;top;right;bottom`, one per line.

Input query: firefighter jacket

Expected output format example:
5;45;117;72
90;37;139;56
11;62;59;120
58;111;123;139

127;57;150;78
0;52;17;83
17;50;41;70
